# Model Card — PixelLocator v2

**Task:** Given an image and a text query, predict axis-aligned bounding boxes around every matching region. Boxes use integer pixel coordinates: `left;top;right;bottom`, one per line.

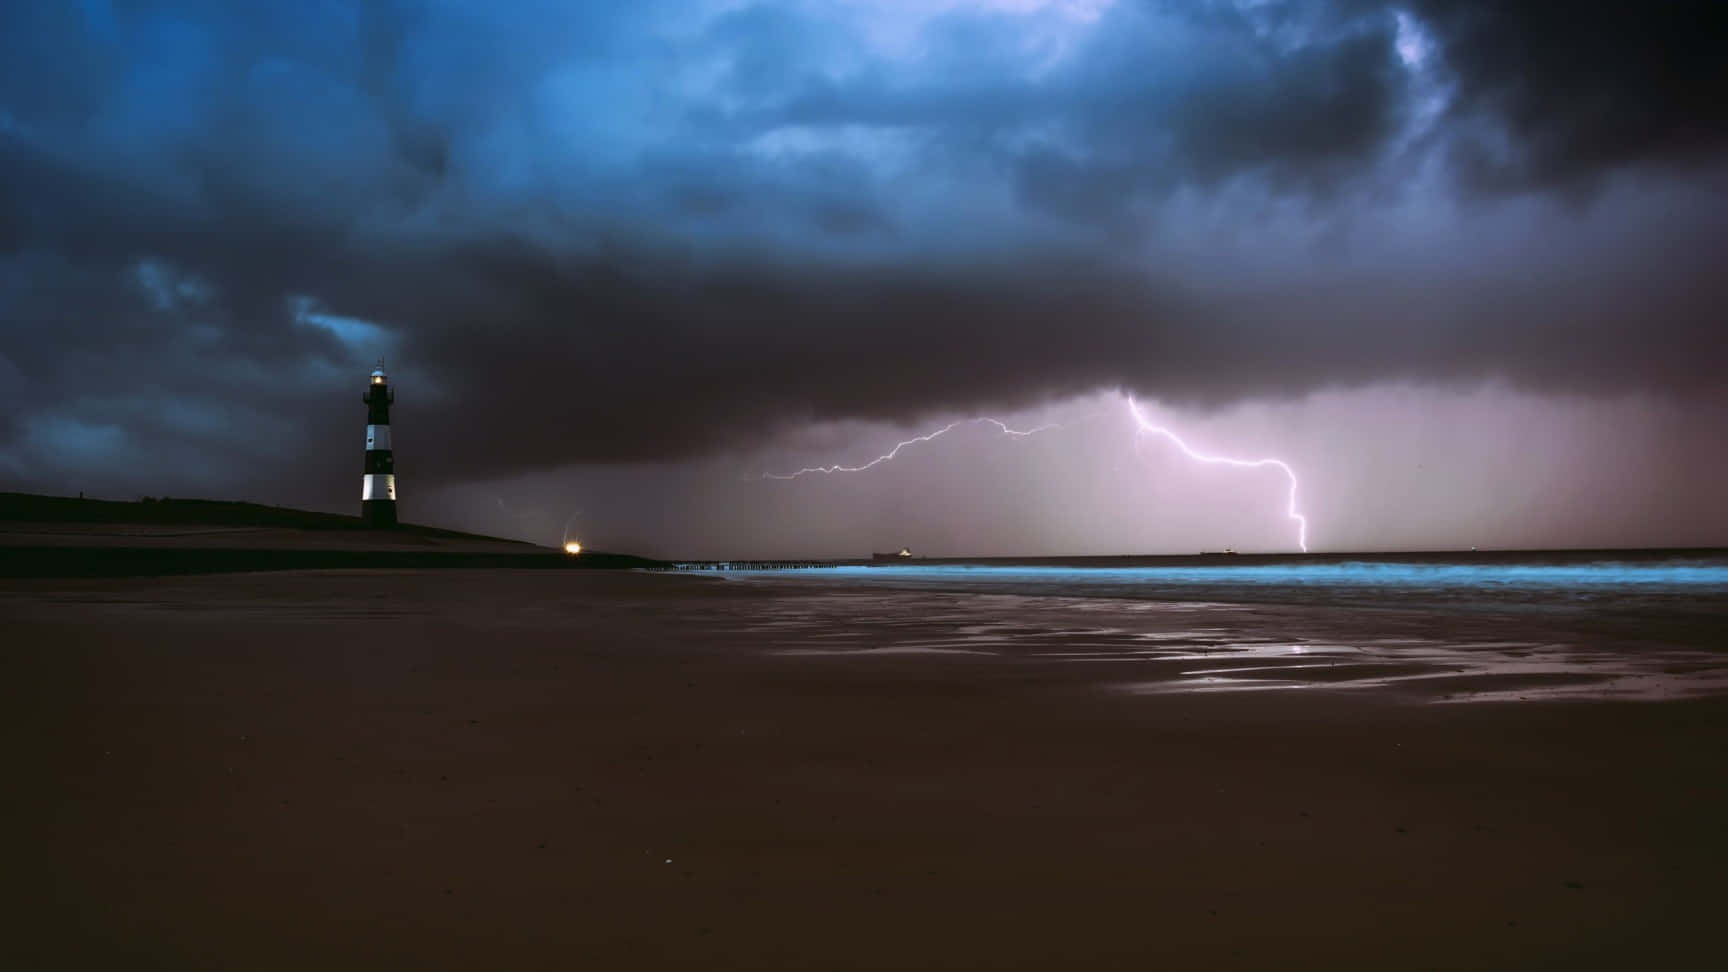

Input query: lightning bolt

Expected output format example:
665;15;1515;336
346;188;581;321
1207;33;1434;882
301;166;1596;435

1125;396;1309;553
761;418;1058;480
763;395;1310;553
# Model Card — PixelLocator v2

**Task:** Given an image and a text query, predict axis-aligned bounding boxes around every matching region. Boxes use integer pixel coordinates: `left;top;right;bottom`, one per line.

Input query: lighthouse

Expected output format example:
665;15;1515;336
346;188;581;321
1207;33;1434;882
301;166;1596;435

362;364;397;527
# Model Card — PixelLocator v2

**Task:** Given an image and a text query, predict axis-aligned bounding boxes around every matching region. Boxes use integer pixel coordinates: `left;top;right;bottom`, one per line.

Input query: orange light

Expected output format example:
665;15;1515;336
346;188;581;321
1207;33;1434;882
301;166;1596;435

564;541;582;555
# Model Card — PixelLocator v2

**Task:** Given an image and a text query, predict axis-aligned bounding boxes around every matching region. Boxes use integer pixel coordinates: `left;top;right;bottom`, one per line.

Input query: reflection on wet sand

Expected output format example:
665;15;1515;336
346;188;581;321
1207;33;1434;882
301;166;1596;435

728;580;1728;703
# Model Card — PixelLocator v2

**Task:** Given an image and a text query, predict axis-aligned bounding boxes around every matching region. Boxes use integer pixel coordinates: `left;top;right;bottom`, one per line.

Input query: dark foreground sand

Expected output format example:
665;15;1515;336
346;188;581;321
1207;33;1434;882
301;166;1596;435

6;569;1726;970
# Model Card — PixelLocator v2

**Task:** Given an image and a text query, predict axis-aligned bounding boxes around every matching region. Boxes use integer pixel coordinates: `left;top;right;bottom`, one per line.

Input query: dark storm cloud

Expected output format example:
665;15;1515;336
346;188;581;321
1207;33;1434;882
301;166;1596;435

714;0;1407;226
1407;0;1728;191
1;1;1725;500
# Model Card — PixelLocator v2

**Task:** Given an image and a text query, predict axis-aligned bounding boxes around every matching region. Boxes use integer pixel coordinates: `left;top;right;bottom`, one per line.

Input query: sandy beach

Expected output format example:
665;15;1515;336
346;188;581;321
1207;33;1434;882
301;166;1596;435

7;567;1727;970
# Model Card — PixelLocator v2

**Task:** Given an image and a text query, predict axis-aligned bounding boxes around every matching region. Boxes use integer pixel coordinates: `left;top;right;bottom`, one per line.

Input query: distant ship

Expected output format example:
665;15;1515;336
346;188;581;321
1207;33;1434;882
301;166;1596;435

871;547;914;562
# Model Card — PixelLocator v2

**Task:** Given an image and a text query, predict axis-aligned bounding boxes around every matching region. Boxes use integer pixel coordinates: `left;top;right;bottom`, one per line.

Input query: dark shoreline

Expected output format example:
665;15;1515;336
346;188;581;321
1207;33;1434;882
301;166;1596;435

0;545;664;577
8;544;1720;579
0;493;665;576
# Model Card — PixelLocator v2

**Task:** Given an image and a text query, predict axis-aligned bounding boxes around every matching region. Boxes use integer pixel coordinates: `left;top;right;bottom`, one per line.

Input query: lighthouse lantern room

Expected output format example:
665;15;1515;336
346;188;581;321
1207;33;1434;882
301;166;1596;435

362;364;397;527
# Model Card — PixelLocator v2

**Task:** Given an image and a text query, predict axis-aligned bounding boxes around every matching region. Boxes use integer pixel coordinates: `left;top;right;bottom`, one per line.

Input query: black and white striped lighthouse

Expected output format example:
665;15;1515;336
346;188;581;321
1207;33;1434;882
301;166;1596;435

362;363;397;527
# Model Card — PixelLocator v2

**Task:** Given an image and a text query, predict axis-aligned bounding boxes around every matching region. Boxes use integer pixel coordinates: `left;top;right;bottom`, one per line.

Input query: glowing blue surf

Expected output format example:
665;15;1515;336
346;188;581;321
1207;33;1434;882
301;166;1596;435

734;558;1728;610
824;561;1728;588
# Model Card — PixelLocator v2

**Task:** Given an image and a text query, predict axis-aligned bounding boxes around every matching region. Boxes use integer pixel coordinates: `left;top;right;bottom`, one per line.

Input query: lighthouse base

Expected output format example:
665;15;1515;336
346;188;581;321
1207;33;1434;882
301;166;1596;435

362;500;398;528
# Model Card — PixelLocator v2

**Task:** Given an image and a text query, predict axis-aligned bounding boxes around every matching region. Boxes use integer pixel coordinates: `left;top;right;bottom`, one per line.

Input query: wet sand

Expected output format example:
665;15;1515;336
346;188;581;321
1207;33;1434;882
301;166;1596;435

7;569;1726;969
